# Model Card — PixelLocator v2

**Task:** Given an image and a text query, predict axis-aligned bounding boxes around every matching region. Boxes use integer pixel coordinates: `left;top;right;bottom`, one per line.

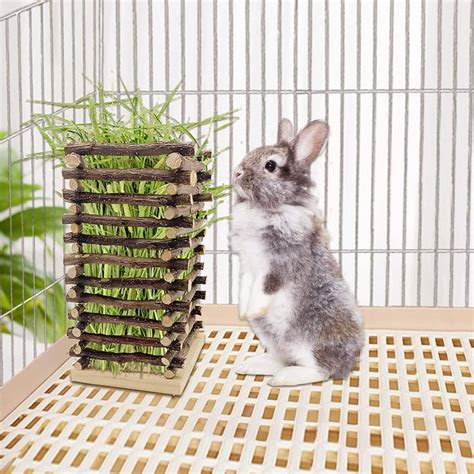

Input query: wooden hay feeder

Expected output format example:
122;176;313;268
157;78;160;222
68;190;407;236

63;142;211;395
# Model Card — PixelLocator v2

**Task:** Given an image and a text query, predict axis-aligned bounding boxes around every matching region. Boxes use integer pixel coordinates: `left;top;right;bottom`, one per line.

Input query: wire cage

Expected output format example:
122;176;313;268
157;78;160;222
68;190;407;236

0;0;473;472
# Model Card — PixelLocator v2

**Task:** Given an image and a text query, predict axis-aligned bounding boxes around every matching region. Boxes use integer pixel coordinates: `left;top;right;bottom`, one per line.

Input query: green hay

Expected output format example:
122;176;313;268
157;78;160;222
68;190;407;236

30;84;235;374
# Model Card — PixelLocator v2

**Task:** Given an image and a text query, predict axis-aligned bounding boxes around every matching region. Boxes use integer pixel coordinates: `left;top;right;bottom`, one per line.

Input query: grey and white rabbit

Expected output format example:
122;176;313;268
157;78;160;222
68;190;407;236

231;118;364;386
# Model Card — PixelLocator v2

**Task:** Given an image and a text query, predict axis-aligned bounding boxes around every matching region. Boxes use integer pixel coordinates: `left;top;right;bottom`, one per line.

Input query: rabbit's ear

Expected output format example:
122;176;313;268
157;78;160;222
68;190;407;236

292;120;329;168
277;118;294;145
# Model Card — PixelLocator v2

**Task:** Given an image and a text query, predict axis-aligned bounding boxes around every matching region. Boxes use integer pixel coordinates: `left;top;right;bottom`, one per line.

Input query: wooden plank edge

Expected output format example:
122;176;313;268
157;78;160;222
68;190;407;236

201;305;474;331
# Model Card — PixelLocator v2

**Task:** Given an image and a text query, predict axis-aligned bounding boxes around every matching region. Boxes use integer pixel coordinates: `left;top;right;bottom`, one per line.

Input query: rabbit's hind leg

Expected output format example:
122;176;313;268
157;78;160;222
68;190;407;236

235;353;284;376
268;365;328;386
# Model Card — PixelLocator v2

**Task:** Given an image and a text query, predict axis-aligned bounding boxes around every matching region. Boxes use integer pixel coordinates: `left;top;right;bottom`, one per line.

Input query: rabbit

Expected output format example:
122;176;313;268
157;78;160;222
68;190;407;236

230;118;364;387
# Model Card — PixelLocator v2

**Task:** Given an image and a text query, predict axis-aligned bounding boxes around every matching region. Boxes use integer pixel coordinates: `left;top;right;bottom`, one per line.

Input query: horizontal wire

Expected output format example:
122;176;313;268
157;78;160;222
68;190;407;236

114;88;473;96
0;275;64;321
0;0;49;22
207;248;474;255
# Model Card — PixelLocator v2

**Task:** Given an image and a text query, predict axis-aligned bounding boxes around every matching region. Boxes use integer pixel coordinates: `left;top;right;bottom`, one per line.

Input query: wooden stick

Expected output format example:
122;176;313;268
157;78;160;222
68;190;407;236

68;310;201;332
63;249;204;270
64;142;196;157
69;346;183;367
166;152;183;169
66;292;198;312
63;230;205;251
165;183;201;196
180;156;206;172
68;204;82;215
62;168;203;185
66;266;83;278
159;332;179;347
163;203;204;219
64;275;202;292
65;152;84;168
69;179;81;191
63;189;212;207
70;223;82;234
68;329;178;349
163;367;176;379
69;305;84;320
73;357;89;370
62;213;199;229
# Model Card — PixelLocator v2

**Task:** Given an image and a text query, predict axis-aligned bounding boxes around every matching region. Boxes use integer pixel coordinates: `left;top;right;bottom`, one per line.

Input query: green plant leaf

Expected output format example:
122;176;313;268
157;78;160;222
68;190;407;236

0;206;63;240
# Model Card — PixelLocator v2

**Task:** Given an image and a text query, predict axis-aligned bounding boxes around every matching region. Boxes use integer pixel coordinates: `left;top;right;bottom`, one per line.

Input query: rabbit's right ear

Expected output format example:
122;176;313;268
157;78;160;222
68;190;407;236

277;118;294;145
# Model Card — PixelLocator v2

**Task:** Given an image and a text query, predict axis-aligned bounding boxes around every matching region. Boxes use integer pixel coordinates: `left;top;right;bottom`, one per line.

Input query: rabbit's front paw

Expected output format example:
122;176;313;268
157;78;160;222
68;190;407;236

235;354;283;376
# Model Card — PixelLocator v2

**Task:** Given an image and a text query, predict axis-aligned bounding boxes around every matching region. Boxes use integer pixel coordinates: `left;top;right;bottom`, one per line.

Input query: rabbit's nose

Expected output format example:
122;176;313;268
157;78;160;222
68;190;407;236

234;169;243;180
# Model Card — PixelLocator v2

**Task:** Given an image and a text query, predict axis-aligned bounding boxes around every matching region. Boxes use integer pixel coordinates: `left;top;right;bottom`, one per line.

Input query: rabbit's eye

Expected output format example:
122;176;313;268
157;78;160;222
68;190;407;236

265;160;277;172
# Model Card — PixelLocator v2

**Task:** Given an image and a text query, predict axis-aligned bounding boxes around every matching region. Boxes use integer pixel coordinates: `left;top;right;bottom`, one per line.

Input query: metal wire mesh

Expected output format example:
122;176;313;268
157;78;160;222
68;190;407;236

0;0;472;384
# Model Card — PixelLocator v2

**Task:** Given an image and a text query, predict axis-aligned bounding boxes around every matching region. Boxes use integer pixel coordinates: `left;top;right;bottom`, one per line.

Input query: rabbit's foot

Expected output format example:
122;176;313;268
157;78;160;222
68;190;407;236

268;366;328;387
235;354;283;376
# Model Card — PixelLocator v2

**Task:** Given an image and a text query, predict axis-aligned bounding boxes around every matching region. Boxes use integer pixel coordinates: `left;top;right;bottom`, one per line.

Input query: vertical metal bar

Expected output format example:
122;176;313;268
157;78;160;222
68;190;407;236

245;0;250;150
28;10;37;359
132;0;137;90
416;0;426;305
179;0;184;135
448;0;459;306
385;0;394;306
324;0;329;222
51;0;57;343
165;0;170;92
92;0;97;85
433;0;443;306
17;13;26;368
40;3;47;349
293;0;298;130
213;0;219;303
115;0;121;92
466;0;474;307
5;19;14;379
354;0;361;299
401;0;410;306
339;0;345;269
229;0;234;303
149;0;154;108
261;0;266;141
369;0;378;306
307;0;312;123
277;0;282;121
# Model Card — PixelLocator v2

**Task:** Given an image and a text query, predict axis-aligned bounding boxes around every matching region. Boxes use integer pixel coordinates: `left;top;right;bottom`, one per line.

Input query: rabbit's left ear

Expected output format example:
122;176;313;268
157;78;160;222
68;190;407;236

292;120;329;168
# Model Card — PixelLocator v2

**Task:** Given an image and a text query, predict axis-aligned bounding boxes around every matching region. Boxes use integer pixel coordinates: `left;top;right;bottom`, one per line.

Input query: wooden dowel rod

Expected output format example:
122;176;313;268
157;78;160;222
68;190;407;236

69;311;198;332
66;292;195;312
73;357;89;370
64;142;196;156
160;332;179;347
65;153;84;168
68;330;172;349
66;265;83;279
65;275;202;292
163;203;204;220
69;305;84;320
63;230;205;251
63;189;212;207
64;250;203;270
62;168;204;185
62;213;199;229
68;203;82;215
69;346;183;367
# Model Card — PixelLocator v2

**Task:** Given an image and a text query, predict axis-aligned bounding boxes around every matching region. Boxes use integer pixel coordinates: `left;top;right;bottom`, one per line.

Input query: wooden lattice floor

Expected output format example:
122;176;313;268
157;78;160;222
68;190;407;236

0;327;473;473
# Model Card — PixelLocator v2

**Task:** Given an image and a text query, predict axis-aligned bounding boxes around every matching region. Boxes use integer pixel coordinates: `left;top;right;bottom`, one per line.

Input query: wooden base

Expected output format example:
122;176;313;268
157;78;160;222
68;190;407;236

70;331;205;396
